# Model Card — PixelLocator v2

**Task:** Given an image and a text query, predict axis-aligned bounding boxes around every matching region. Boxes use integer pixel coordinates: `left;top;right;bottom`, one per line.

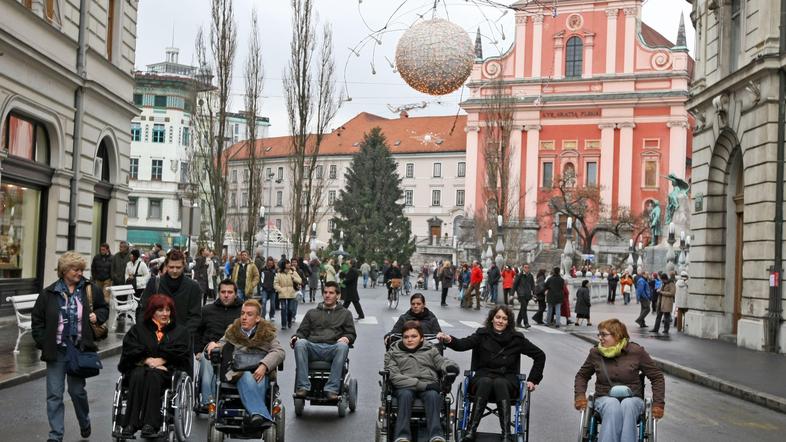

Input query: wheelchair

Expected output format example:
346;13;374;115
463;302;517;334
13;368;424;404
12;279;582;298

293;355;358;417
205;349;285;442
374;369;456;442
111;370;194;442
454;370;532;442
577;375;657;442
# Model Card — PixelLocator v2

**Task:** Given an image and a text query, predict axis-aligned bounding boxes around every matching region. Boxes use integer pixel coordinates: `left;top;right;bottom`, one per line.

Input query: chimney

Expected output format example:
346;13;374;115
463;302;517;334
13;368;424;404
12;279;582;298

400;111;409;119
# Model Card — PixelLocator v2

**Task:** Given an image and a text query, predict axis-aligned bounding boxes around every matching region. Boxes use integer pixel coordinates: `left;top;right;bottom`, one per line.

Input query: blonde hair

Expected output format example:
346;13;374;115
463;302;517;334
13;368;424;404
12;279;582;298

242;299;263;316
57;251;87;278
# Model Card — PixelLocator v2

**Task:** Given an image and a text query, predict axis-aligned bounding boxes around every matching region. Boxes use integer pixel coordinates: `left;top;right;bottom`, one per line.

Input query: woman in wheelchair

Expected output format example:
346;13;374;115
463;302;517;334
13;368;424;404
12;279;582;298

574;319;665;442
385;321;459;442
118;294;191;438
384;293;442;347
438;305;545;441
206;299;285;429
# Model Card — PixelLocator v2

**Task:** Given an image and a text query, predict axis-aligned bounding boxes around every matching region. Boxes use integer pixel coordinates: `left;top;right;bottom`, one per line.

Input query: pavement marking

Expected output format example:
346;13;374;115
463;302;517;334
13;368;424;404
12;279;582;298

459;321;484;329
531;324;564;334
357;316;378;325
391;316;400;322
438;319;454;328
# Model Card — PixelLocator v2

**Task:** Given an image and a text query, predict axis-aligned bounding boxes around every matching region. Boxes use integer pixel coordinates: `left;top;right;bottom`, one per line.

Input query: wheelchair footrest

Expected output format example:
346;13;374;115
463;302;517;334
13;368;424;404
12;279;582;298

475;432;512;441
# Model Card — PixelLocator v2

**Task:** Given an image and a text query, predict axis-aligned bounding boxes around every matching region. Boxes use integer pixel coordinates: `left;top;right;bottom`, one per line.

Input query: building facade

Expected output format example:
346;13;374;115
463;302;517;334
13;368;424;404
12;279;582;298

225;112;467;256
686;0;785;352
0;0;138;309
461;0;692;254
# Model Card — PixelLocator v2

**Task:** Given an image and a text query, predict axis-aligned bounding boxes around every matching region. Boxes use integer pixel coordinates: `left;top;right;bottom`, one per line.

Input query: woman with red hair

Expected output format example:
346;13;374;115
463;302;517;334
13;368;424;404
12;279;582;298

118;294;191;438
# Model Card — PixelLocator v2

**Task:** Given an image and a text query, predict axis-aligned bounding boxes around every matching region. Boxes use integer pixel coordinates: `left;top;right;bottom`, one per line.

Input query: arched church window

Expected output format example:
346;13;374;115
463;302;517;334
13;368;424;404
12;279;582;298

565;36;583;78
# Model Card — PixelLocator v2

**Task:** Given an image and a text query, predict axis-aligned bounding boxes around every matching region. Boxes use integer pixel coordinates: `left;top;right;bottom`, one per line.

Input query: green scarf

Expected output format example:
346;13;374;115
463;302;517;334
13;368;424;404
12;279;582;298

597;338;628;358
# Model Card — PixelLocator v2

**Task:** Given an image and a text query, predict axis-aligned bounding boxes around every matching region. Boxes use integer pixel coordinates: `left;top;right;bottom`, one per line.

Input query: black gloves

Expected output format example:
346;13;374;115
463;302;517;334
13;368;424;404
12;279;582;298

426;383;441;392
445;365;459;375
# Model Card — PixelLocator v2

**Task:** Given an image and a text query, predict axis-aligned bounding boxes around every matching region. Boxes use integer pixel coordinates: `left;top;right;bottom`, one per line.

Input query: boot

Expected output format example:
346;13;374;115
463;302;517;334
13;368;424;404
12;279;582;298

498;400;512;441
461;396;488;442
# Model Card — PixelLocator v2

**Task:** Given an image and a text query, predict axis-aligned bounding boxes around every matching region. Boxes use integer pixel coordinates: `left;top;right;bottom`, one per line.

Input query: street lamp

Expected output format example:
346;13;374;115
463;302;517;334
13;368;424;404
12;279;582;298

562;216;574;277
338;229;345;266
666;222;676;273
636;241;644;274
494;215;505;305
309;222;318;260
484;229;494;270
627;239;635;274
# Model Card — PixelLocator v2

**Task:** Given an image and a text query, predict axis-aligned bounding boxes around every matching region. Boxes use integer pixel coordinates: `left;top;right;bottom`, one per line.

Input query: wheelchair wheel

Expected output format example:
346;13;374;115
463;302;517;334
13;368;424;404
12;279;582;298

275;404;286;442
644;398;656;441
453;383;466;442
348;378;358;412
207;418;224;442
111;375;125;440
172;374;194;442
262;425;276;442
294;398;305;417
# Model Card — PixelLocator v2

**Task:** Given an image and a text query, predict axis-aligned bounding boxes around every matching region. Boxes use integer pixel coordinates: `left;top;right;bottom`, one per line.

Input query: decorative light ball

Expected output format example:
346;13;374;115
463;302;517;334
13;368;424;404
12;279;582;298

395;18;475;96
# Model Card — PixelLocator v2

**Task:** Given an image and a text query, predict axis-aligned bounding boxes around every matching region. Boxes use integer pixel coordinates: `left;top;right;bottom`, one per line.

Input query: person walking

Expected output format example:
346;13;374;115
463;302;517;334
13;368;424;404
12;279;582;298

370;261;379;288
324;259;337;283
90;243;113;302
231;250;260;302
501;265;516;305
360;261;371;288
274;259;302;330
674;271;689;332
575;279;592;326
544;267;565;327
111;240;131;286
194;247;211;305
421;263;430;290
432;261;440;292
462;261;483;310
607;270;619;304
457;263;470;305
634;272;652;328
619;272;634;305
259;257;278;320
512;264;534;328
486;262;501;304
531;269;547;325
308;258;321;302
124;249;150;299
340;259;365;320
439;261;453;307
651;273;675;334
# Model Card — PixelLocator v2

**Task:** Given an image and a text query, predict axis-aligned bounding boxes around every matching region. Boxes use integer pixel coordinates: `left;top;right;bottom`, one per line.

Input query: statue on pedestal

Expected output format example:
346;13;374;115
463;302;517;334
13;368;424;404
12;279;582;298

649;200;662;245
665;174;691;227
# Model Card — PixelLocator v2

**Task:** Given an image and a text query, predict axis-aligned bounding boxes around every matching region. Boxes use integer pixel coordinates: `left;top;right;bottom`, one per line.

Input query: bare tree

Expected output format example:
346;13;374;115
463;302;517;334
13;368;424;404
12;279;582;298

283;0;341;256
480;80;516;223
242;7;265;251
191;0;237;251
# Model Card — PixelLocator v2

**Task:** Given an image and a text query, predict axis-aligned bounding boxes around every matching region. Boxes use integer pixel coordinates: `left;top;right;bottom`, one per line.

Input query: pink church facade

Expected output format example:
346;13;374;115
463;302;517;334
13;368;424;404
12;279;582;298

461;0;693;247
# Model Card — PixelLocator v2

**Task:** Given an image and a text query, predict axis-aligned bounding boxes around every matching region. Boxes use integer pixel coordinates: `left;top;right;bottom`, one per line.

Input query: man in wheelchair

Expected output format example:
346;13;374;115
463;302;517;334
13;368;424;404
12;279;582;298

290;281;356;400
205;299;285;429
574;319;665;442
383;321;459;442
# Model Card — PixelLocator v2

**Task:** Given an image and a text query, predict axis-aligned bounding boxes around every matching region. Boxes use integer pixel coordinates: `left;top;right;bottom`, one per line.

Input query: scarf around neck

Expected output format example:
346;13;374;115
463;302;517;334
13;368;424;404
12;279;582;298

152;318;167;343
598;338;628;358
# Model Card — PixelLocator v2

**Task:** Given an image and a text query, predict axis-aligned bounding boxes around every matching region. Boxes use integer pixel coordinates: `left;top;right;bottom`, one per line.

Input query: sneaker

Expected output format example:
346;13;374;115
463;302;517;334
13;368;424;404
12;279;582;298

80;424;91;438
325;391;339;401
295;388;308;398
140;424;157;438
524;324;531;329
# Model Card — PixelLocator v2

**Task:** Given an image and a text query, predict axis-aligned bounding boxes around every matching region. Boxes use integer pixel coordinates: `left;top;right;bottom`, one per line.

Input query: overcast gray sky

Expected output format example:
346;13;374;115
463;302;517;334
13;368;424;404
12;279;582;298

136;0;694;137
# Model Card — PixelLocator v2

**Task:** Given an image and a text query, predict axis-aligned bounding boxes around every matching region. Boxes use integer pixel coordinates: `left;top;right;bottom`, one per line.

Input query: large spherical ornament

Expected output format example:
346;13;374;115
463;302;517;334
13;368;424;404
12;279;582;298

395;18;475;96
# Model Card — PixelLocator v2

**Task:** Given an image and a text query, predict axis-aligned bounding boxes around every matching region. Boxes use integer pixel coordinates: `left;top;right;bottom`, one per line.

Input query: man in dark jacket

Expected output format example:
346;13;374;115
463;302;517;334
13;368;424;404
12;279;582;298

290;281;356;400
110;240;130;285
512;264;535;328
486;263;501;304
195;279;243;408
340;260;364;320
544;267;565;327
258;256;277;320
91;243;113;302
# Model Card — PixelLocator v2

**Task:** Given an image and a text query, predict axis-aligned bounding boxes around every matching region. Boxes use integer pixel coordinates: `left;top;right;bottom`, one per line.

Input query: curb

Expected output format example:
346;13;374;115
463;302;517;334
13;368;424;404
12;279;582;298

0;343;123;391
569;332;786;414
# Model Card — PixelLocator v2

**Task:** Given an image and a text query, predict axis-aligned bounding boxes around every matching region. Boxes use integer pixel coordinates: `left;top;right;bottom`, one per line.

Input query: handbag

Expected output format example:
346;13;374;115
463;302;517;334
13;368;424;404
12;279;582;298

86;285;108;341
125;261;141;289
232;350;268;371
599;357;634;400
65;338;102;378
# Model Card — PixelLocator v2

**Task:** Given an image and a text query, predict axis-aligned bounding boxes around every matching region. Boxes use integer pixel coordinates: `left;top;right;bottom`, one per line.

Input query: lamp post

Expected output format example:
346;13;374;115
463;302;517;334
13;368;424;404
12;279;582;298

264;172;282;258
562;216;574;277
495;215;505;304
666;222;676;273
338;230;345;266
636;241;644;274
310;223;318;260
484;229;494;270
627;239;635;274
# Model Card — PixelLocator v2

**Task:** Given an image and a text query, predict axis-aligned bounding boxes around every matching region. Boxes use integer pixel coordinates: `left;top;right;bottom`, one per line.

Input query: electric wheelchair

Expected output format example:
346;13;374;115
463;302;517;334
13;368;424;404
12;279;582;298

292;355;358;417
374;368;456;442
110;370;194;442
454;370;532;442
577;373;657;442
205;349;285;442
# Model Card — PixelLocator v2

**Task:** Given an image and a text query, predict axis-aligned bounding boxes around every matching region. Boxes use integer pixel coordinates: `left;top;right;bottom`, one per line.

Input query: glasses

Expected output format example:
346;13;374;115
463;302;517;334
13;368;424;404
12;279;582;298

597;332;612;338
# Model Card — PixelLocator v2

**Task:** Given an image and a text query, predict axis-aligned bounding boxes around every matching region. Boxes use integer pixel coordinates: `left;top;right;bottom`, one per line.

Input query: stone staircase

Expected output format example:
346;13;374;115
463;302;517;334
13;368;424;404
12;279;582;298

529;247;563;272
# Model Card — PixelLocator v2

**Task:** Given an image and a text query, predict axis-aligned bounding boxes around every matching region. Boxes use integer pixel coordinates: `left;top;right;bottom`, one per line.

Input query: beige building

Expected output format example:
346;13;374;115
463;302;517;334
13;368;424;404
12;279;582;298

0;0;138;308
686;0;785;352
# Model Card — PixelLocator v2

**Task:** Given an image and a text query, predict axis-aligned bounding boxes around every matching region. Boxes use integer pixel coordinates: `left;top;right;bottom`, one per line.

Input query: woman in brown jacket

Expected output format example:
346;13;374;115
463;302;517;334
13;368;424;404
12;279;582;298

651;273;675;334
574;319;665;442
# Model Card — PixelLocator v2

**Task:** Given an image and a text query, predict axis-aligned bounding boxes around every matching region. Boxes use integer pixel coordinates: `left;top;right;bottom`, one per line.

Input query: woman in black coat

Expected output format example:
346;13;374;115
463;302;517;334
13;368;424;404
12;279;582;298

341;259;365;319
118;294;191;438
438;305;545;441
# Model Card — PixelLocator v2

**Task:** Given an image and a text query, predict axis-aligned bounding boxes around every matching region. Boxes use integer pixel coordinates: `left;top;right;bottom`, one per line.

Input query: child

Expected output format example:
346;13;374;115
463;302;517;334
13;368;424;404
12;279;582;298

575;279;592;326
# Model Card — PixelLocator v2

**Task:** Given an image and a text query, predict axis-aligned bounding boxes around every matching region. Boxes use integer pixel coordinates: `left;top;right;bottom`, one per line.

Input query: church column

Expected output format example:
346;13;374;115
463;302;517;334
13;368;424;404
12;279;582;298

605;8;618;74
667;119;689;179
599;123;616;212
515;15;528;78
623;7;637;74
617;122;635;209
531;14;544;78
524;125;542;219
583;33;595;78
553;32;565;78
508;126;523;220
464;124;481;216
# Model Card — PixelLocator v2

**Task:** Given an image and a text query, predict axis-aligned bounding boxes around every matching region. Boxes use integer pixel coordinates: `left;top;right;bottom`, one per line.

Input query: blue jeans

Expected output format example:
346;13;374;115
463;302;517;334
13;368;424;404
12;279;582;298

236;372;271;420
490;283;499;303
280;298;298;327
237;286;246;301
259;288;276;319
294;339;349;394
362;274;369;288
198;354;215;406
594;396;644;442
46;347;90;441
546;302;562;326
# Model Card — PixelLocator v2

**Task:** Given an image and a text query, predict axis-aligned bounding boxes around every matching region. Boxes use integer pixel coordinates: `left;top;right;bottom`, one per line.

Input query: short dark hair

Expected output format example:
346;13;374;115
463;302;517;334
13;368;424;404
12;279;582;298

581;279;589;287
552;267;561;275
100;243;109;249
167;249;186;264
484;305;515;332
130;249;140;259
410;292;426;304
218;279;237;293
401;320;423;337
323;281;339;293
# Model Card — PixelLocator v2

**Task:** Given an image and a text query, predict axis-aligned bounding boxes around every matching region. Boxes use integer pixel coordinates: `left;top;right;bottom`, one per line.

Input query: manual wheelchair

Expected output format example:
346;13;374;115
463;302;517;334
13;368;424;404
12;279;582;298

374;368;456;442
110;370;194;442
577;374;657;442
454;370;532;442
205;349;285;442
292;355;358;417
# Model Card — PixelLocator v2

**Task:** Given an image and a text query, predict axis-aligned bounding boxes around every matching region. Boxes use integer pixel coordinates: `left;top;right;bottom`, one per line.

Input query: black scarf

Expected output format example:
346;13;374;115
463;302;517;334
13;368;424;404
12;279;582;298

161;273;183;294
408;308;431;321
488;328;515;347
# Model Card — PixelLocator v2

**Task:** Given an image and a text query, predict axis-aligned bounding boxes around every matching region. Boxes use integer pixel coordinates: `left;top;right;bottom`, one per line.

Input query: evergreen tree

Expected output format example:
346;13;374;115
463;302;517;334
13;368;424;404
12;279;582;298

331;127;415;264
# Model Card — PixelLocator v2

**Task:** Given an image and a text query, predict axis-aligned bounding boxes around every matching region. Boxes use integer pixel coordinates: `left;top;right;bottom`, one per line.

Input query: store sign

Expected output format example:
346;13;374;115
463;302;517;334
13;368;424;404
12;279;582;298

541;110;601;119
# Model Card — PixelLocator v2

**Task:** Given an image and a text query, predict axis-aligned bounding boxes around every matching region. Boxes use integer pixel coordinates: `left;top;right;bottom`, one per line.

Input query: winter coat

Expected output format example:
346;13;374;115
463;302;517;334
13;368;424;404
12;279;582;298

31;279;109;362
295;303;356;344
340;267;360;302
544;274;565;305
446;327;545;388
125;259;150;290
607;274;619;289
470;266;483;285
534;274;546;301
561;284;572;317
675;279;689;309
386;308;442;340
219;319;285;382
384;266;402;281
440;266;453;288
513;272;535;301
574;341;665;407
91;252;113;281
260;264;276;291
502;269;516;289
193;256;210;294
138;274;203;344
232;261;260;294
360;262;371;276
324;263;337;282
487;265;501;286
635;276;651;301
196;297;243;352
111;250;130;285
308;260;320;288
274;269;302;300
658;280;676;313
575;287;591;316
118;319;191;374
620;275;634;293
384;341;458;391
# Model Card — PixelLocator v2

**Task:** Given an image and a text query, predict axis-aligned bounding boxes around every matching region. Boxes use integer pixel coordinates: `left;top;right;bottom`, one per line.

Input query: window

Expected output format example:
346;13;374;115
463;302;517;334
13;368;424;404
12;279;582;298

128;197;138;218
241;192;248;207
431;189;441;206
585;140;600;149
316;165;324;179
565;36;583;78
433;162;442;178
266;167;272;179
456;189;465;207
457;162;466;177
644;159;658;188
131;123;141;141
230;192;236;208
276;191;283;206
643;138;660;149
231;170;237;182
328;219;335;232
106;0;116;60
133;93;143;106
180;162;189;183
277;167;284;181
275;219;282;230
0;184;42;279
405;163;414;178
243;169;250;183
539;140;555;150
182;127;190;146
329;164;337;179
152;124;165;143
130;158;138;179
151;159;163;181
148;199;162;219
153;95;167;108
563;162;576;186
4;113;49;162
542;162;554;188
585;162;598;187
730;0;741;72
563;140;578;150
404;190;413;206
328;190;336;205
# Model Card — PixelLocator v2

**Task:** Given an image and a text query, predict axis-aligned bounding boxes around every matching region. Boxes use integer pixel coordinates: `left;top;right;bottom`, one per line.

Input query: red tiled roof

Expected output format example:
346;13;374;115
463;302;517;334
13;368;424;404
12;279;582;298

226;112;467;161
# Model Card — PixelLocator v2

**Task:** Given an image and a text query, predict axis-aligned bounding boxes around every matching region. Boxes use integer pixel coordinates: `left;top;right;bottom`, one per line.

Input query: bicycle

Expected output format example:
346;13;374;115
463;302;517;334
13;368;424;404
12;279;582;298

388;278;402;309
403;277;412;297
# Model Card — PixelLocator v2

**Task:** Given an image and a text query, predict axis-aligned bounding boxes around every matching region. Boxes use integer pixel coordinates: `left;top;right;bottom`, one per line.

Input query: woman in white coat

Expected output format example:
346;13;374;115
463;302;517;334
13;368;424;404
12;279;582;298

125;249;150;297
674;270;689;332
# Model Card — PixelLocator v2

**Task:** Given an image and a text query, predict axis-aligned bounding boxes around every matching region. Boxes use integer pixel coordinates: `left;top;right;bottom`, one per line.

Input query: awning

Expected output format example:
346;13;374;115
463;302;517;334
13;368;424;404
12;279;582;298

127;229;187;248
